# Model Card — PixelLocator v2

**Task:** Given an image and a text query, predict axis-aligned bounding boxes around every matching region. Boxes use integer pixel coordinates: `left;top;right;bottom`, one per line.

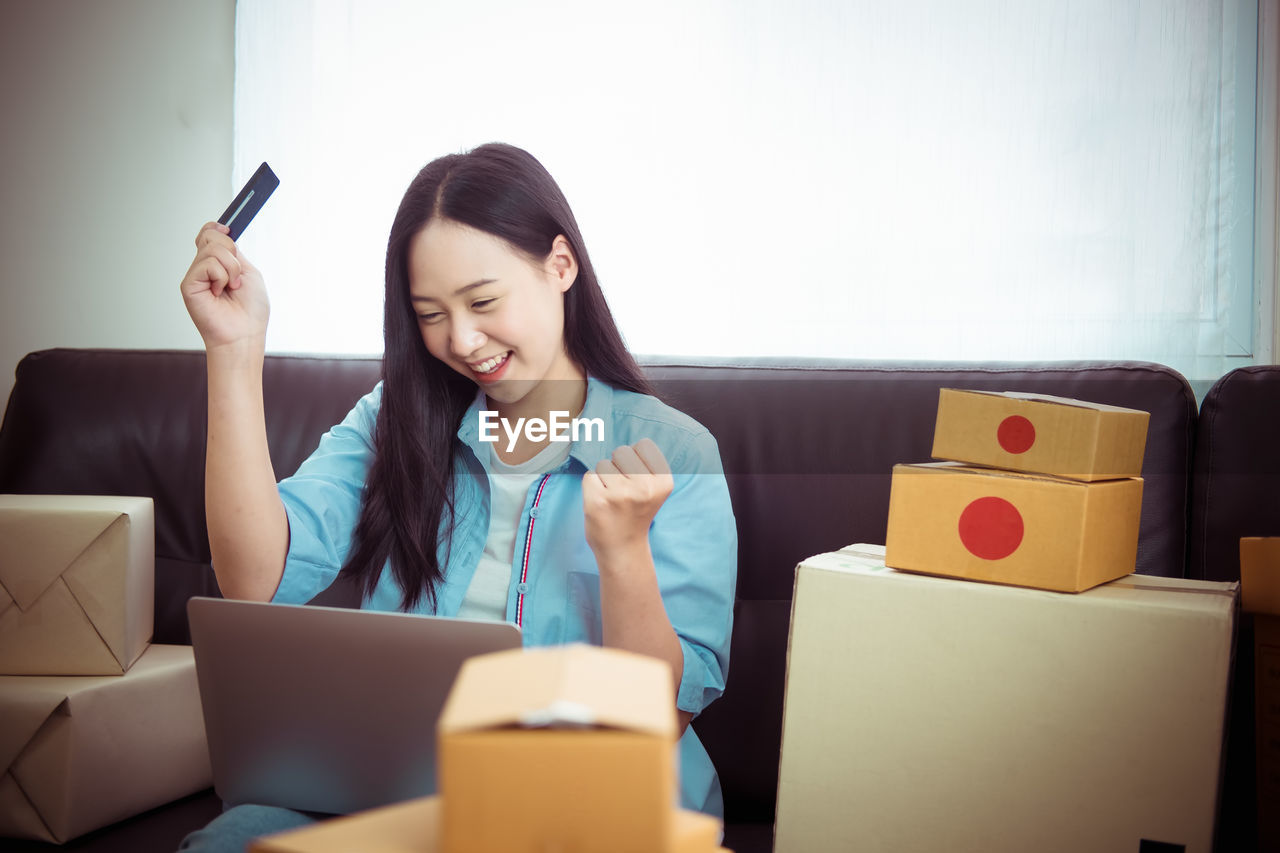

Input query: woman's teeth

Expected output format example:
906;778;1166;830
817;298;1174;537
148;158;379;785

473;353;508;374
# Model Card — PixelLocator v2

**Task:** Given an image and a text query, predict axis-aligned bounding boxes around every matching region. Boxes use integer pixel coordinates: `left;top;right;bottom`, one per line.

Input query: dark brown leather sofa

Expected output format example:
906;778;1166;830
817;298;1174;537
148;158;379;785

1;349;1274;853
1188;364;1280;853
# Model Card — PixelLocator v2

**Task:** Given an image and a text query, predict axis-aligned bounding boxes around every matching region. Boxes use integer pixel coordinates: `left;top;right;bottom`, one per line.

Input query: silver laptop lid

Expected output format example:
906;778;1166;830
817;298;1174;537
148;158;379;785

187;596;522;815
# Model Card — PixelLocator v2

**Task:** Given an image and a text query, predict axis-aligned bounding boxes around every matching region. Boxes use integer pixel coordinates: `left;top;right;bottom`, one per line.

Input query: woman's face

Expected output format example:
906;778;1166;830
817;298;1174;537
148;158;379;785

407;218;582;410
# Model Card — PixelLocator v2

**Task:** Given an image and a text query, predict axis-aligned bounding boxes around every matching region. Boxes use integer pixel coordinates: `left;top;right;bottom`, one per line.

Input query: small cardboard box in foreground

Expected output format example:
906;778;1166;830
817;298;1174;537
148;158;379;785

931;389;1149;480
885;461;1142;592
0;494;154;675
1240;537;1280;851
775;545;1237;853
438;643;691;853
0;644;212;843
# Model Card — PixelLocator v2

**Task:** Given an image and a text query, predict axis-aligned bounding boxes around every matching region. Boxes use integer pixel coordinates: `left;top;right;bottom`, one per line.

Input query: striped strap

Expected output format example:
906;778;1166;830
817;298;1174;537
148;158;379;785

515;474;552;627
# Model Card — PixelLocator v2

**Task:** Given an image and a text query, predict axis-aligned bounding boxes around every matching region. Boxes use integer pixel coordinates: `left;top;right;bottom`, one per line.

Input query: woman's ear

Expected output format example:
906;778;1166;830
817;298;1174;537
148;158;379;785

545;234;579;293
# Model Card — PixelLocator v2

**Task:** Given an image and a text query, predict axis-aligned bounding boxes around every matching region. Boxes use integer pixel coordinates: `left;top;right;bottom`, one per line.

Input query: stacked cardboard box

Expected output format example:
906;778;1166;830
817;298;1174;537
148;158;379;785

252;644;729;853
0;494;154;675
886;389;1150;592
775;392;1235;850
0;495;212;843
1241;537;1280;851
775;544;1238;853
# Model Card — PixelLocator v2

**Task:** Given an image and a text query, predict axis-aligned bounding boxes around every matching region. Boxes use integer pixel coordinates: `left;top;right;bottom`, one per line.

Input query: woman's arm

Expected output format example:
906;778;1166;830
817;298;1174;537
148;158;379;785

203;344;289;601
591;541;695;732
583;438;707;734
180;223;289;601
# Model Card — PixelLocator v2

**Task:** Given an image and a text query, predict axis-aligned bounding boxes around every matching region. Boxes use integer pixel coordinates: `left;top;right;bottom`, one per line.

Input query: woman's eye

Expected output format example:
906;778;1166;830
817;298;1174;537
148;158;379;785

472;298;497;310
417;312;444;324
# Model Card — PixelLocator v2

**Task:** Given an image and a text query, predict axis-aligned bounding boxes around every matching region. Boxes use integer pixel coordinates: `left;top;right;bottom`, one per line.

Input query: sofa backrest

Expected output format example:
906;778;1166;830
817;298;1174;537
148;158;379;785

0;349;1199;825
1187;364;1280;582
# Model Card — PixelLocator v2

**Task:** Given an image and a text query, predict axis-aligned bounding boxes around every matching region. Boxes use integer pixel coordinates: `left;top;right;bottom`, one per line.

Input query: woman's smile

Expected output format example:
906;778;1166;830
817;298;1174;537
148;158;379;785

468;351;512;382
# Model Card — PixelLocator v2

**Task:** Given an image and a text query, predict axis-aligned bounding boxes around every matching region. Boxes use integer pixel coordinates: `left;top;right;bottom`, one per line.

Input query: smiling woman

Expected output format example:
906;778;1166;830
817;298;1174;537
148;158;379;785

176;142;737;851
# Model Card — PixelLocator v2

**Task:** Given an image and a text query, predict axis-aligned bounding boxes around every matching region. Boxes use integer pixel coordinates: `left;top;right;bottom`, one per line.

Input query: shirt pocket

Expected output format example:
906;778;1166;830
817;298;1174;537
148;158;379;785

563;569;603;646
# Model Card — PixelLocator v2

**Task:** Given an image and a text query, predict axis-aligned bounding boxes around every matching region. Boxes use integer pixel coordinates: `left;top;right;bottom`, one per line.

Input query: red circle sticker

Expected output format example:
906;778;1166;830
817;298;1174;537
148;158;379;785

958;496;1024;560
997;415;1036;454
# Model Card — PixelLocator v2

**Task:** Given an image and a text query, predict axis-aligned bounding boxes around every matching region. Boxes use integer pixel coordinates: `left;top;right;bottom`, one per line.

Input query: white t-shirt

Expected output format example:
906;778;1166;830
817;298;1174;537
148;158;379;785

455;440;571;622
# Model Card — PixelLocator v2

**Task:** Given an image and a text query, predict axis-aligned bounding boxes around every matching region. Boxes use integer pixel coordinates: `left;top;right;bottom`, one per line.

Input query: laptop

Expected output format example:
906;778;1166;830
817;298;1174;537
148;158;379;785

187;596;522;815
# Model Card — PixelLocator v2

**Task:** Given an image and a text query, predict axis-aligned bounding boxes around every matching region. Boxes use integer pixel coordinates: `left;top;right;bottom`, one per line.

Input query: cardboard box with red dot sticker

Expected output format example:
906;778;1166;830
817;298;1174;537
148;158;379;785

884;461;1143;592
931;388;1149;481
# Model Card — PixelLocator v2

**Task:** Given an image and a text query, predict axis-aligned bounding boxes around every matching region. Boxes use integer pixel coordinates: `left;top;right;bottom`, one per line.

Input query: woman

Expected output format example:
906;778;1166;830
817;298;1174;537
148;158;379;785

177;143;736;849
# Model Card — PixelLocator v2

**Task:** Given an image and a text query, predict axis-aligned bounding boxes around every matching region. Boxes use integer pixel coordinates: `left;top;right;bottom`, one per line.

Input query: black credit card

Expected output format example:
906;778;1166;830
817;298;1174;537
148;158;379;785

218;162;279;241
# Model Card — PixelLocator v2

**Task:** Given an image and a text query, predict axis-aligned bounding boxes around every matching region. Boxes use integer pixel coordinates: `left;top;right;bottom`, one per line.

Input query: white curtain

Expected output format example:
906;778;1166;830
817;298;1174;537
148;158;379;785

233;0;1259;382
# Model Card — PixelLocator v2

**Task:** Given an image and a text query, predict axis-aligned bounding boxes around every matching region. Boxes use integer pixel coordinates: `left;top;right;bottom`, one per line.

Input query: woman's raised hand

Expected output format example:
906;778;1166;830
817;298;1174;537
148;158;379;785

180;222;270;352
582;438;674;563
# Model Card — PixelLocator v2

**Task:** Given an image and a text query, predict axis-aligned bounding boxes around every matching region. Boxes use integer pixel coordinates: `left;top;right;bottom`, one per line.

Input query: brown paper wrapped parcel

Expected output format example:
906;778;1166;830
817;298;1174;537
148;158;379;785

0;644;213;843
0;494;154;675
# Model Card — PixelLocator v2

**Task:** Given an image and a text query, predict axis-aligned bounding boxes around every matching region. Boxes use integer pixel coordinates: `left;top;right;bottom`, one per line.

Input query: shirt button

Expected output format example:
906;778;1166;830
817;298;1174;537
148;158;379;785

517;583;530;594
529;506;541;519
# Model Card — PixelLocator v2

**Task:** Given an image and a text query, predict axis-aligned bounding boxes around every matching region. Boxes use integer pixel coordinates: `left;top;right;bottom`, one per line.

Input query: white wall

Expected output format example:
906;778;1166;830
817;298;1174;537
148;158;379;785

0;0;235;414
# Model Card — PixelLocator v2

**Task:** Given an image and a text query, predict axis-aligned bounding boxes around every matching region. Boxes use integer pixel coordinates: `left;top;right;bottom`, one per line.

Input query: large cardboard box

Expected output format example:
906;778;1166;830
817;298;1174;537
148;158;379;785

931;388;1149;481
1240;538;1280;851
775;545;1237;853
438;644;678;853
885;461;1142;592
0;644;212;843
249;795;728;853
0;494;154;675
1241;537;1280;616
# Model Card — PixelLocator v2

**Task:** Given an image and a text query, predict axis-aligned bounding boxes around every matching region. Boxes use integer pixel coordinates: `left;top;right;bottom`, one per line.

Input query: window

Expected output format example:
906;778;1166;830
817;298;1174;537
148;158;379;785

233;0;1274;383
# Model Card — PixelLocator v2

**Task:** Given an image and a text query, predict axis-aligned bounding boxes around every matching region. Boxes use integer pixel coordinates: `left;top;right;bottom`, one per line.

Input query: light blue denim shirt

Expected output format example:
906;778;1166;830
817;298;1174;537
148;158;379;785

273;376;738;816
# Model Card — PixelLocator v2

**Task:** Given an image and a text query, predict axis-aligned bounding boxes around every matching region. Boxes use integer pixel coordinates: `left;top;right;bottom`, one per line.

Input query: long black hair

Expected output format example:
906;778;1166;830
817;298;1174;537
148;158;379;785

339;143;652;611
